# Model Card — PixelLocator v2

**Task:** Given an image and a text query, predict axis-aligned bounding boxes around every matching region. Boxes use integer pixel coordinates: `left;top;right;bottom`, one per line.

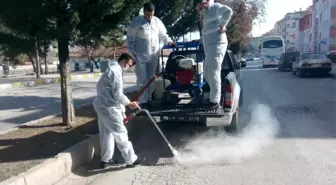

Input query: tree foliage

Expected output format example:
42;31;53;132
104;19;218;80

0;0;147;126
0;24;49;75
151;0;266;50
151;0;201;41
215;0;266;53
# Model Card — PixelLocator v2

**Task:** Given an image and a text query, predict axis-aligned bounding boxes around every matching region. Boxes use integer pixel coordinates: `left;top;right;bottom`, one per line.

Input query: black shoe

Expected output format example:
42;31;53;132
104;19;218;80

126;156;146;168
100;158;125;169
208;102;220;109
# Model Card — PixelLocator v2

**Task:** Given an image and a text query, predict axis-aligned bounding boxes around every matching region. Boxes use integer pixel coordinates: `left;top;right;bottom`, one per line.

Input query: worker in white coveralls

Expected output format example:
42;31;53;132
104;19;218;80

196;0;233;108
93;52;145;169
127;2;175;109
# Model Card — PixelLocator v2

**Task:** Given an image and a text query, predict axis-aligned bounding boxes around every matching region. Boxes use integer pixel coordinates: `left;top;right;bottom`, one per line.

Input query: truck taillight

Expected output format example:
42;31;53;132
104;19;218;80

224;83;232;108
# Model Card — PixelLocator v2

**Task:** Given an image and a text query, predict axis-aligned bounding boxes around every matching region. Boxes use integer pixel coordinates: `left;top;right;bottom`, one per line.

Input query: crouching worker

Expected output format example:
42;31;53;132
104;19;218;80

93;52;145;169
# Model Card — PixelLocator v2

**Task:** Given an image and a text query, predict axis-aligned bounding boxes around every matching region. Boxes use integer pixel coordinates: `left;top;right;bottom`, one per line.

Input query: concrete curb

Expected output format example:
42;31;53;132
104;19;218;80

0;73;103;90
0;134;100;185
0;102;101;185
0;100;98;185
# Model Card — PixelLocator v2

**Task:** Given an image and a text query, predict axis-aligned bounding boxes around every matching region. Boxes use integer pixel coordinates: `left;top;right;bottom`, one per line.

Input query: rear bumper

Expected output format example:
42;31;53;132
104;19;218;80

298;67;332;73
205;112;233;127
137;104;235;127
282;62;293;69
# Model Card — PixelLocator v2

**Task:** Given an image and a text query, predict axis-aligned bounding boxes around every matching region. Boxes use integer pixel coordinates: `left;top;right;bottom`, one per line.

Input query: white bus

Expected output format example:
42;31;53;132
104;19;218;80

260;36;285;67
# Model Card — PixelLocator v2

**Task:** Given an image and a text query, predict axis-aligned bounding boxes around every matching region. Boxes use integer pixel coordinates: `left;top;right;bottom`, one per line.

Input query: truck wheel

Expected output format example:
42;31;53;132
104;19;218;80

224;108;239;133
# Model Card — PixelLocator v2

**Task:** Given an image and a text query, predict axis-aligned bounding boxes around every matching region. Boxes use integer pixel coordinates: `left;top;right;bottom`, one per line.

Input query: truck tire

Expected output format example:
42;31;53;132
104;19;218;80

224;108;239;133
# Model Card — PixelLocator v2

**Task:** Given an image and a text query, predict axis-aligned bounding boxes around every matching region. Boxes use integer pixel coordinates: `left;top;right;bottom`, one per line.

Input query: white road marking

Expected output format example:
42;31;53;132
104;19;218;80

246;65;263;68
241;67;278;72
246;61;262;64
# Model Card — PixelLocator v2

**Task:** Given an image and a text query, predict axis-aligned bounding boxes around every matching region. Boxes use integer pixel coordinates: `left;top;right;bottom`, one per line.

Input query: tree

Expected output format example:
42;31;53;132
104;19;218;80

75;28;125;72
151;0;201;41
0;0;147;126
0;29;48;77
215;0;266;53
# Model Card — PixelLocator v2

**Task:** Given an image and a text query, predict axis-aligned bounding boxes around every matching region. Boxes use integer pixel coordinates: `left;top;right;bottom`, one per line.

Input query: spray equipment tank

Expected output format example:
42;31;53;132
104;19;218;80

178;58;195;69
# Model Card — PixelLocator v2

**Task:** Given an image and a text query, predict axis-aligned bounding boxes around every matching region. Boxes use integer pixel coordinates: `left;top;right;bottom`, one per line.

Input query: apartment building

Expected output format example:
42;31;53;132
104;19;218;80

284;12;302;52
274;18;286;38
299;13;313;52
312;0;336;52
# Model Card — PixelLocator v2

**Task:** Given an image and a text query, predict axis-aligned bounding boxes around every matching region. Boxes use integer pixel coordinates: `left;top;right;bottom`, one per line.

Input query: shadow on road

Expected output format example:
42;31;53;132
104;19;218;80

0;95;94;127
0;85;136;128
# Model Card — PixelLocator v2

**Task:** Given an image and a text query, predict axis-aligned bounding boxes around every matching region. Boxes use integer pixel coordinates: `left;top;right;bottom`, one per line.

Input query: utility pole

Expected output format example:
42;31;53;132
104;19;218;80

259;21;261;37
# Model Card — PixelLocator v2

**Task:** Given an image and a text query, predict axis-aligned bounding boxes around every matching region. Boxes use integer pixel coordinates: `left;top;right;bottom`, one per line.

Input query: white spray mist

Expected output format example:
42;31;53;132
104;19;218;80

174;104;280;166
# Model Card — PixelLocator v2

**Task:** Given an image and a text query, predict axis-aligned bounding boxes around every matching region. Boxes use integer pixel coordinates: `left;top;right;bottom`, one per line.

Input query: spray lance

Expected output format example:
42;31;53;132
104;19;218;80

123;106;179;158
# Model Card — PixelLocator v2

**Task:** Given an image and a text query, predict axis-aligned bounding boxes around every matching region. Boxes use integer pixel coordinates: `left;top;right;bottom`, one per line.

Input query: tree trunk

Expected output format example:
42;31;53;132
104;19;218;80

27;53;37;74
44;42;48;74
40;61;43;74
197;15;203;38
58;37;74;126
44;58;48;74
35;39;41;78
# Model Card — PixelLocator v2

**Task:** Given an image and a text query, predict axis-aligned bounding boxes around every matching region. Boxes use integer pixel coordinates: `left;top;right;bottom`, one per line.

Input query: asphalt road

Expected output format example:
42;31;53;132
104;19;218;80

58;59;336;185
0;74;137;132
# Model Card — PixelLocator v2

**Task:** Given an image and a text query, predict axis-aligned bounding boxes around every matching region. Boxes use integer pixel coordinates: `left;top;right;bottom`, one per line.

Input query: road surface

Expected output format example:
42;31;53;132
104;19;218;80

0;74;137;132
57;59;336;185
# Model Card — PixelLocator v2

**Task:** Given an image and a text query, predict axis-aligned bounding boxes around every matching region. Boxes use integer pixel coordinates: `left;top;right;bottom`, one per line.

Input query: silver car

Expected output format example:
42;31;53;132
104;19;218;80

292;52;332;77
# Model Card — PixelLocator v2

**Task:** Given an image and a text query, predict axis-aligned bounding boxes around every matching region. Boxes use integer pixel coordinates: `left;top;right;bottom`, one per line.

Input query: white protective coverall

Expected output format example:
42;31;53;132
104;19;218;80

92;60;137;164
201;1;233;104
127;16;171;104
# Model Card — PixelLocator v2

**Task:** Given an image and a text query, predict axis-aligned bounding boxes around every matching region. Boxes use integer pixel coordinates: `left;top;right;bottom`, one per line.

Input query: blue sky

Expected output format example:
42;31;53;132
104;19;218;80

252;0;312;37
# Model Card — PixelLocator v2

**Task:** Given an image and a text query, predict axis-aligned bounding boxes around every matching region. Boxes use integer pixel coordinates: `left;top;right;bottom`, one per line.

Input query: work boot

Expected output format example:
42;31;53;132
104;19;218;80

126;156;146;168
100;158;125;169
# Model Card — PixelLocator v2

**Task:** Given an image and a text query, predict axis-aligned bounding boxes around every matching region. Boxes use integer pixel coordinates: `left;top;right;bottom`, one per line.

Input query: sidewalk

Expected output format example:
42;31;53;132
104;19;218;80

0;71;103;90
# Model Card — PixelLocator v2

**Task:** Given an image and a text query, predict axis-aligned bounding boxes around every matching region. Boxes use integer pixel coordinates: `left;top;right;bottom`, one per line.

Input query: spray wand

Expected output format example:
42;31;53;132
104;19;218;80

123;107;179;158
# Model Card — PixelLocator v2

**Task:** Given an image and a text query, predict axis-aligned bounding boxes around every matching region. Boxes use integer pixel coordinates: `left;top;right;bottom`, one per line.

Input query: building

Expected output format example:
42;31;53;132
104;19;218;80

274;18;286;39
284;12;303;52
312;0;336;53
299;13;313;52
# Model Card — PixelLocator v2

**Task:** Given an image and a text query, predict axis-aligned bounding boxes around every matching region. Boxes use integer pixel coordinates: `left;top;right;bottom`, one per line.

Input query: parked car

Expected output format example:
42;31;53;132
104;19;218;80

326;50;336;63
246;56;254;61
278;52;300;72
292;52;333;77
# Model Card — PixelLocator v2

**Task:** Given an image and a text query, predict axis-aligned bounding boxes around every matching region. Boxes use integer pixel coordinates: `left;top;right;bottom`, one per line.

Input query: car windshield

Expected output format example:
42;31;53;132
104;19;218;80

302;53;326;60
263;40;283;48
